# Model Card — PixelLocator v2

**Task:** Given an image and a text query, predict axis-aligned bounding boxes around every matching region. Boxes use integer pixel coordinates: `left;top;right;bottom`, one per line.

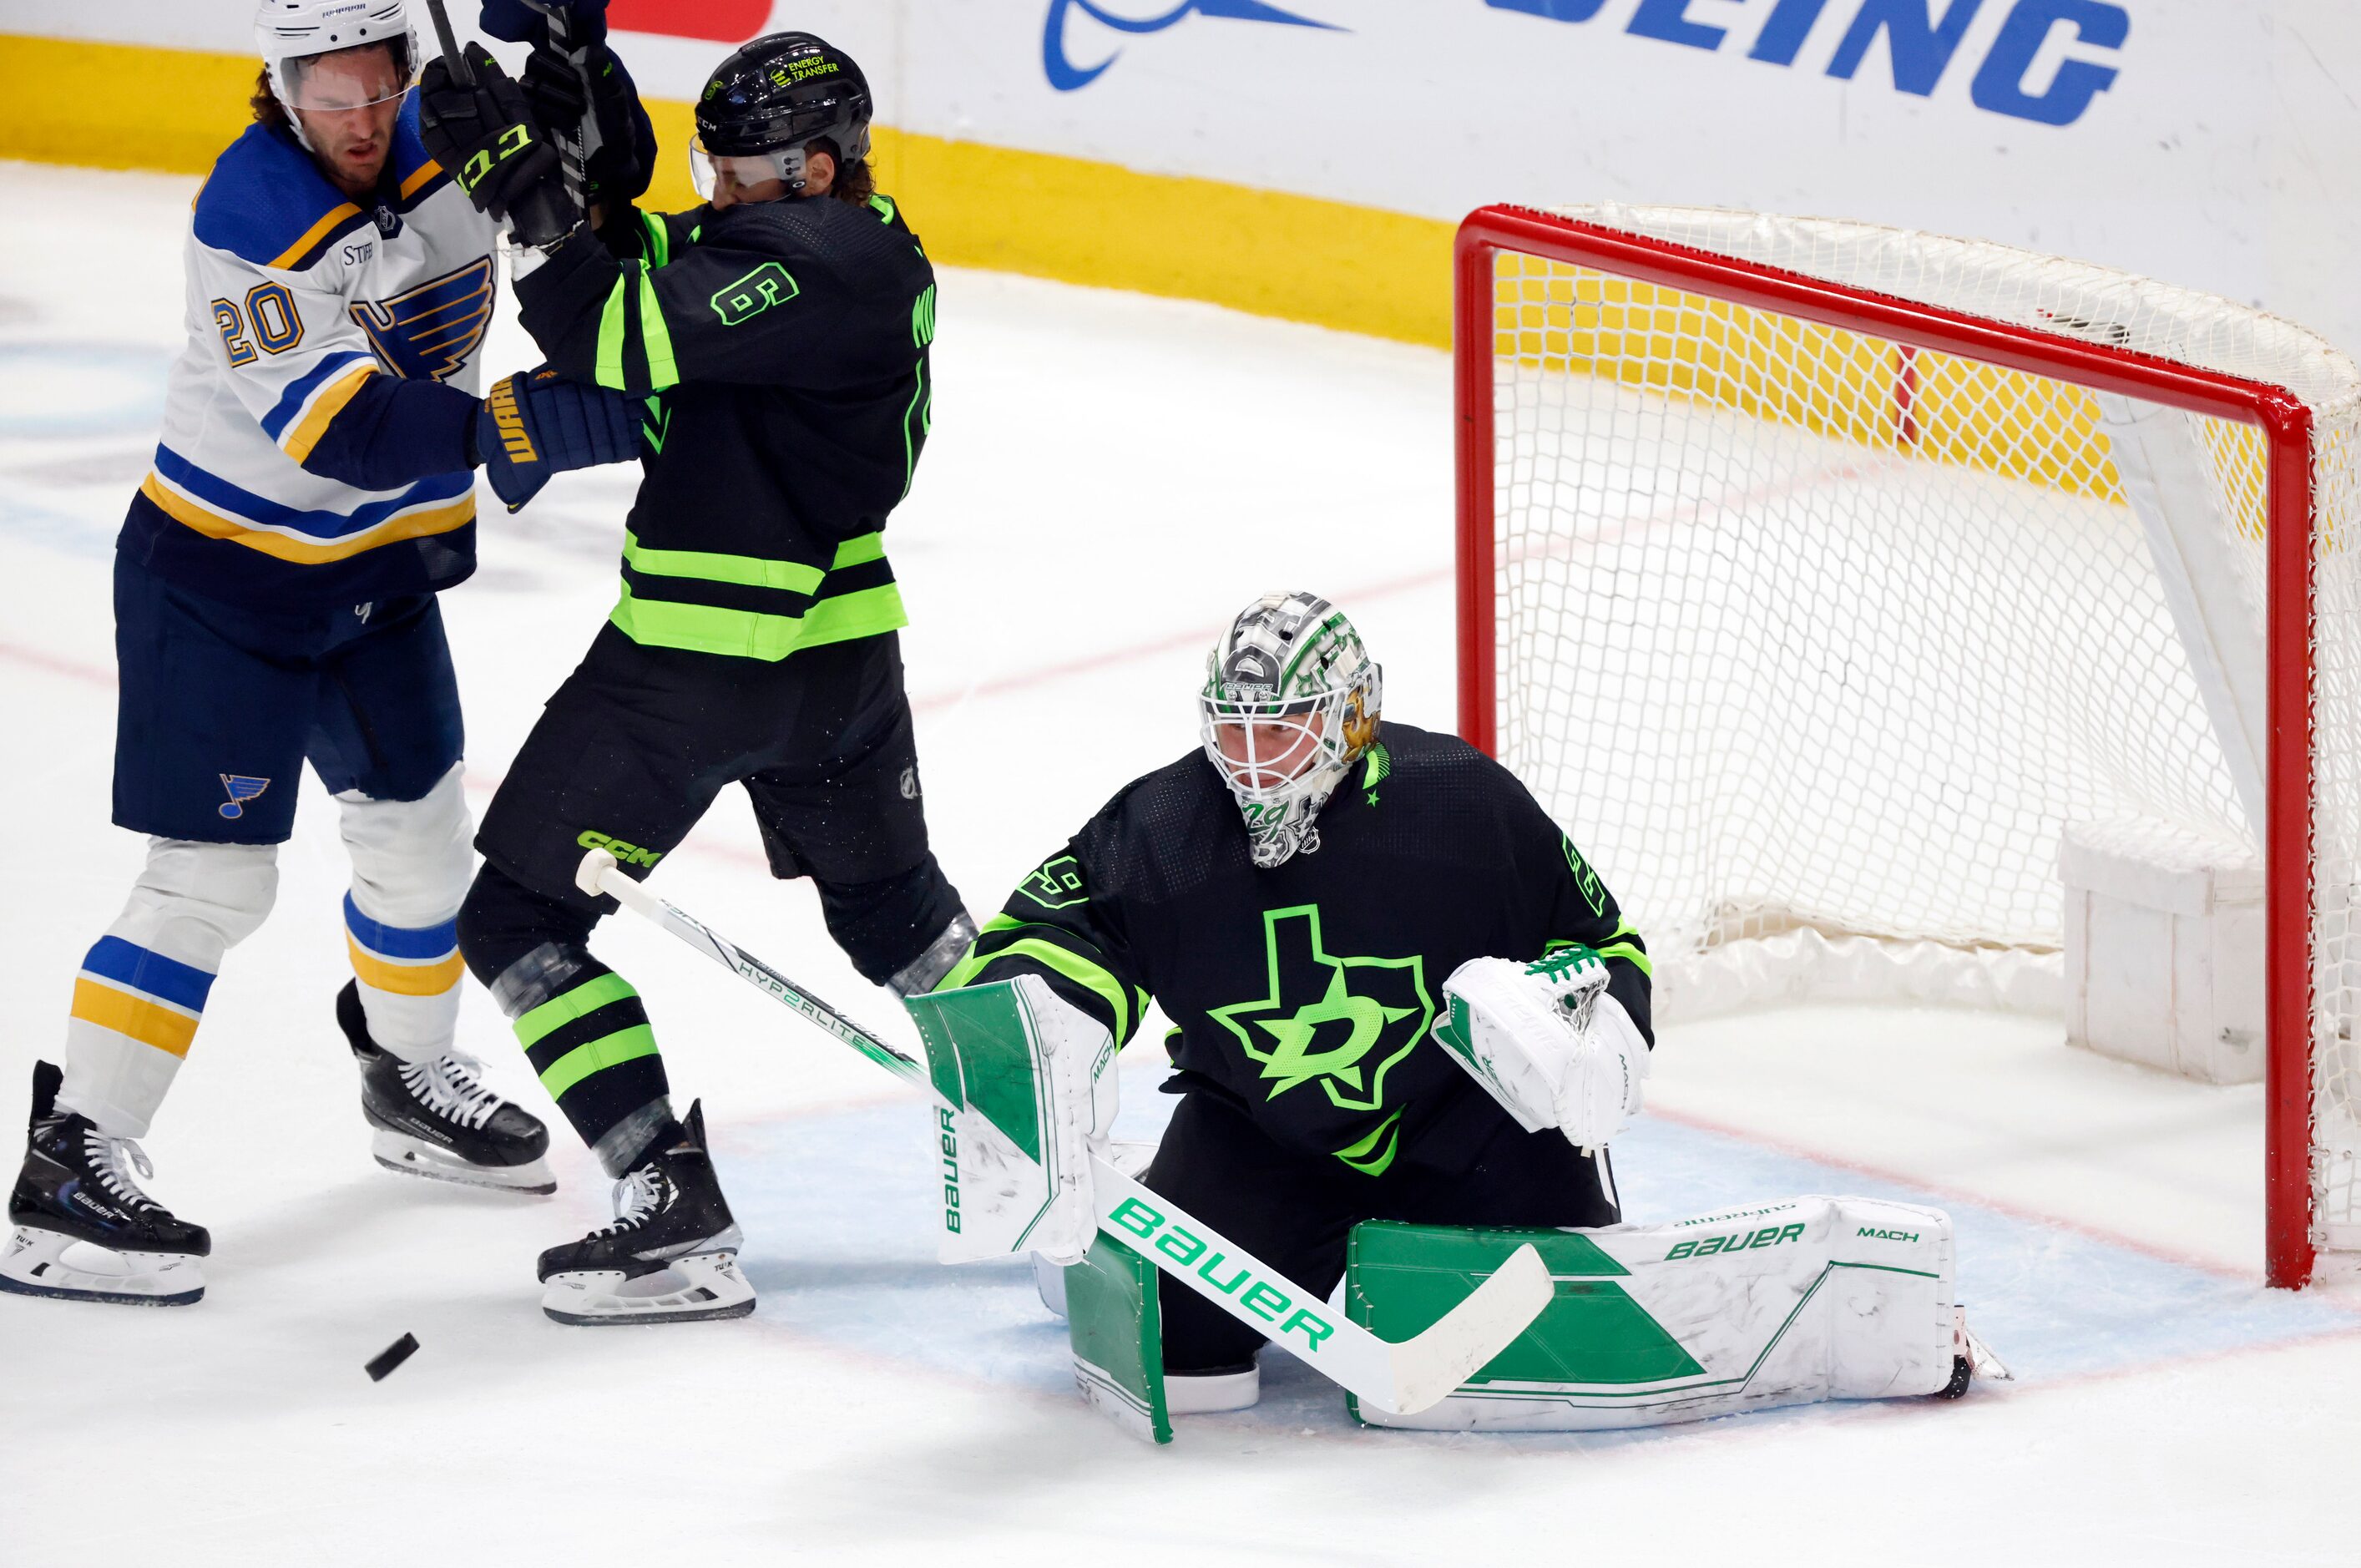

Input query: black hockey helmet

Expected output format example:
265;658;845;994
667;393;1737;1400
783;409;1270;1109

694;33;872;163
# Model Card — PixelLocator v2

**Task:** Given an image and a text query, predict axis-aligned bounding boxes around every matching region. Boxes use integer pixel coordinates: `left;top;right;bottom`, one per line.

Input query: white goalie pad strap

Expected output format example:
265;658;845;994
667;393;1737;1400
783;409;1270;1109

1355;1196;1957;1432
1433;952;1649;1149
906;974;1118;1268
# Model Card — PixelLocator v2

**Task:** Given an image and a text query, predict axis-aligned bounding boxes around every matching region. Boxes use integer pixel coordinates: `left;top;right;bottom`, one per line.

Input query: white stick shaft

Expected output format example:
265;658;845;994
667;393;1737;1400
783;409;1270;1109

579;849;1551;1415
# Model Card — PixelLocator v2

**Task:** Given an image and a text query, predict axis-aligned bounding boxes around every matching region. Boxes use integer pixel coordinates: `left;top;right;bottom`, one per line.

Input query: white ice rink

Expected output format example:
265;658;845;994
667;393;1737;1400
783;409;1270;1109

3;162;2358;1565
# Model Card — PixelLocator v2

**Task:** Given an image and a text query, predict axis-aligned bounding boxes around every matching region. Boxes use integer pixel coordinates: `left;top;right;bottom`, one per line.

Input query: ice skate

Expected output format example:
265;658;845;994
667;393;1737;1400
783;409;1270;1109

2;1061;209;1307
339;983;555;1195
1936;1306;2014;1399
537;1100;754;1325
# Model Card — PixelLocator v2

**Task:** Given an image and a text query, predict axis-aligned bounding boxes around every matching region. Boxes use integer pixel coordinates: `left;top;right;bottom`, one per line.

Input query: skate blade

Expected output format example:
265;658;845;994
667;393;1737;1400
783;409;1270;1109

0;1225;205;1307
539;1251;756;1326
372;1129;556;1195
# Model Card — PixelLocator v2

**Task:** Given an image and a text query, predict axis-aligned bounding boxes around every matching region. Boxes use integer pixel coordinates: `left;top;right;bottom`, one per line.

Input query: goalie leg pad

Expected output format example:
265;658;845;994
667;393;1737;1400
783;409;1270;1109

1064;1234;1173;1444
1350;1196;1957;1431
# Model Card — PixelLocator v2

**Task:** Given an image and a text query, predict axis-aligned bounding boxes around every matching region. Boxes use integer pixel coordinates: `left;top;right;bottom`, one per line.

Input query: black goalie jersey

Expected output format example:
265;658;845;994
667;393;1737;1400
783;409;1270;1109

938;722;1652;1176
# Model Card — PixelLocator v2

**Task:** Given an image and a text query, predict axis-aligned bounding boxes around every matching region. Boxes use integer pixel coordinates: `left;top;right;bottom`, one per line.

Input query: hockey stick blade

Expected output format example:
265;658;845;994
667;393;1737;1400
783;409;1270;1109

577;848;1553;1416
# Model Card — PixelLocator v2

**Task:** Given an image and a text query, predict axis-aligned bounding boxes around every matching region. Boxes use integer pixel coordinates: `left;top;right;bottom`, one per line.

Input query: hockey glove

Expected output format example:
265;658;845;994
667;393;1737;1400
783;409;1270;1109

1433;948;1651;1154
519;36;655;205
418;43;579;248
479;0;609;47
473;367;640;512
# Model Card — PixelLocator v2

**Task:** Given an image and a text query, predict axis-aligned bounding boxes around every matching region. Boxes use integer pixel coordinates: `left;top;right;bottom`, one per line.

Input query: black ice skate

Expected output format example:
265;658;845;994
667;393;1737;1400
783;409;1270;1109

339;983;555;1195
2;1061;209;1306
536;1100;754;1325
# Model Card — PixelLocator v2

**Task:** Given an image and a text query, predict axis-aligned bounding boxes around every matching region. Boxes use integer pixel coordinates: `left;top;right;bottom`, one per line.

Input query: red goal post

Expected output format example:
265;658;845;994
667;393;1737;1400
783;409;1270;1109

1452;203;2350;1287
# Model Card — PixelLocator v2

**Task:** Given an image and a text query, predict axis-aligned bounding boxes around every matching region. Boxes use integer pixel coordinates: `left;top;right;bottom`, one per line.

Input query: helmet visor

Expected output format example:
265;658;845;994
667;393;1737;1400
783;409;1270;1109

278;38;414;113
689;134;805;200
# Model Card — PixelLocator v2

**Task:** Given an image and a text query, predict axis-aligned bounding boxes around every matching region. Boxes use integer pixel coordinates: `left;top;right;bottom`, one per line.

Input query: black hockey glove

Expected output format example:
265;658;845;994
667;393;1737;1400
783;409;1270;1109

520;37;655;205
471;367;640;512
418;43;579;248
478;0;608;48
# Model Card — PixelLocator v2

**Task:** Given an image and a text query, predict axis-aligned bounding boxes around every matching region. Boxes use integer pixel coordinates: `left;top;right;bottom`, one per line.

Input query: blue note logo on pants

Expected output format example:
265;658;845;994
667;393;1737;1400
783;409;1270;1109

1043;0;1342;92
217;776;271;820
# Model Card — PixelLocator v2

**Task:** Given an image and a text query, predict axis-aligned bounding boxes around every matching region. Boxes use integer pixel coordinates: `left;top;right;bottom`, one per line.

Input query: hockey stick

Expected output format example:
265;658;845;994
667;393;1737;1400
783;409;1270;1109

422;0;473;86
575;847;1552;1416
516;1;597;210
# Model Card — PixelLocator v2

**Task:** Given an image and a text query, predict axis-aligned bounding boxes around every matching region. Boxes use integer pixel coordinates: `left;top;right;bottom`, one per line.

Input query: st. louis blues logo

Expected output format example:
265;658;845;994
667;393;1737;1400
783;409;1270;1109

218;775;271;820
349;255;496;382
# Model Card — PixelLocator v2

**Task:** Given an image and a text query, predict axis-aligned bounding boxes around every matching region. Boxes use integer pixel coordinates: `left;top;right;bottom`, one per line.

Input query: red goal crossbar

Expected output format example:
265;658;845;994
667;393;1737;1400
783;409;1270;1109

1451;204;2322;1287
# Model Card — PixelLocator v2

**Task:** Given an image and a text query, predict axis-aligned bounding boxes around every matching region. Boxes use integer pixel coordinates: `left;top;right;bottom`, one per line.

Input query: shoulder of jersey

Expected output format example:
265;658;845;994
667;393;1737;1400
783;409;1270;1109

191;94;451;273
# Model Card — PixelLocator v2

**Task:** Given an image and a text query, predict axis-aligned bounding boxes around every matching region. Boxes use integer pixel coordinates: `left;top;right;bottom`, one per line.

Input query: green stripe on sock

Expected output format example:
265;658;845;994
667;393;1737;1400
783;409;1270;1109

537;1024;660;1100
513;971;640;1049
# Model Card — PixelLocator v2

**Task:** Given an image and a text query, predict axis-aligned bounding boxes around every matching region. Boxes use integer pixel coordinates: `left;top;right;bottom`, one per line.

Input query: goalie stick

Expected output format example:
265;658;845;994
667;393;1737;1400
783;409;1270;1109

575;847;1552;1416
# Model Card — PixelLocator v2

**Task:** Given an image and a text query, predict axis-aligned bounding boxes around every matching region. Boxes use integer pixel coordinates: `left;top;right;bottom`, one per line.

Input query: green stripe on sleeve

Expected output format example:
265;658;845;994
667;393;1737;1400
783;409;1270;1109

639;209;670;269
513;971;640;1048
594;268;634;390
537;1024;660;1100
636;264;680;391
937;933;1135;1044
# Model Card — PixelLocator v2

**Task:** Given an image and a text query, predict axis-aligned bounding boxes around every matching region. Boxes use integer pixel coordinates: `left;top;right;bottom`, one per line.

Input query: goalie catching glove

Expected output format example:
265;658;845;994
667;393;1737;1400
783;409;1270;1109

903;975;1120;1267
1433;946;1649;1153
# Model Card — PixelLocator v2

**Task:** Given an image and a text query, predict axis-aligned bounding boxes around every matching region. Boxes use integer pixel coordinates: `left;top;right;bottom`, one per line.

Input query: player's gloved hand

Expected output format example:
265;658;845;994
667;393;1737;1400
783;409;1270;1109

471;367;640;513
417;43;579;248
519;35;655;205
479;0;609;48
1433;947;1650;1155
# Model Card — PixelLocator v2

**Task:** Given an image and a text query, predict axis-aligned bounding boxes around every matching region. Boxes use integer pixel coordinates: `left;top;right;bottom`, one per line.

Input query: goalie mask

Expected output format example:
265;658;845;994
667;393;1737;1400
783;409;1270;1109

1200;592;1383;870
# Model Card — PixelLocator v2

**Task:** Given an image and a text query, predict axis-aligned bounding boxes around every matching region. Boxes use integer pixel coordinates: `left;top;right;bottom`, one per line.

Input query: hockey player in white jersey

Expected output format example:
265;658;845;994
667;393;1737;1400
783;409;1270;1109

3;0;643;1308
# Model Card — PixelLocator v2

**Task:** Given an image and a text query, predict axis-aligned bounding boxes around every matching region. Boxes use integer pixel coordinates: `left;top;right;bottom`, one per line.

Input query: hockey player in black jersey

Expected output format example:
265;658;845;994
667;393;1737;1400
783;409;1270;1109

915;594;2001;1428
418;22;969;1323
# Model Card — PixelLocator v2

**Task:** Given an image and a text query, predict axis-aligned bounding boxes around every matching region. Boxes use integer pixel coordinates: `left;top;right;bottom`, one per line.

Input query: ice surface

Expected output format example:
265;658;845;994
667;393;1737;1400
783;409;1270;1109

3;163;2358;1566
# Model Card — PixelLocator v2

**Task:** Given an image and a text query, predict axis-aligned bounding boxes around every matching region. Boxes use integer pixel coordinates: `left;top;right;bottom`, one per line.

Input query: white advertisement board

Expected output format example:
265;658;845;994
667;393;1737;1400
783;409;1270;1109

9;0;2358;356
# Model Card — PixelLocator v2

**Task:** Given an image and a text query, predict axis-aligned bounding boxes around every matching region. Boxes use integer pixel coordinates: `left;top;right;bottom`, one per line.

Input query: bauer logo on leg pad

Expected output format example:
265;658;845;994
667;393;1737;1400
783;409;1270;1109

575;830;662;868
1666;1223;1804;1261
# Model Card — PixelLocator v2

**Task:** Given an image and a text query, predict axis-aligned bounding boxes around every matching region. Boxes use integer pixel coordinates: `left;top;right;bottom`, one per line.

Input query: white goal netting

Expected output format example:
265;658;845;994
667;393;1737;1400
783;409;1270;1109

1478;204;2361;1248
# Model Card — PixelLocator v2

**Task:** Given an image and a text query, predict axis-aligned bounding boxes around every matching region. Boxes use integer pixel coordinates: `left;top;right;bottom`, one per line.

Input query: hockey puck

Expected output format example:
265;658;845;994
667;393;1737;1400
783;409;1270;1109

365;1333;420;1382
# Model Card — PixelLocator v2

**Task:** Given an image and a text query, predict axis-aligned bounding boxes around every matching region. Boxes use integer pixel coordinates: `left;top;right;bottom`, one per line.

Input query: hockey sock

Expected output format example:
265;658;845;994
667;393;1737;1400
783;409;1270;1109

814;852;968;989
60;840;278;1137
337;766;472;1062
460;865;670;1171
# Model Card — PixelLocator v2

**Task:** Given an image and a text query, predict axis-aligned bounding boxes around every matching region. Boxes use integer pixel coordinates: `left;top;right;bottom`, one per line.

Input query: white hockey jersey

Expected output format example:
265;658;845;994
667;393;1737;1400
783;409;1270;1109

126;94;500;608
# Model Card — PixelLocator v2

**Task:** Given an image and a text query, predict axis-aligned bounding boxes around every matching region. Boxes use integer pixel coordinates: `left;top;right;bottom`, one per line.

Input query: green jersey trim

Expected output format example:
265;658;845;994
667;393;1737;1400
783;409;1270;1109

608;580;908;661
537;1024;660;1100
623;530;827;594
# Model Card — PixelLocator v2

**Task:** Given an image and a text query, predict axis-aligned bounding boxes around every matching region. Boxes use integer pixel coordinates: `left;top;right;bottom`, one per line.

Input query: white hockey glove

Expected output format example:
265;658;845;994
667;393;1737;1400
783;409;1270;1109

903;974;1120;1267
1432;947;1650;1154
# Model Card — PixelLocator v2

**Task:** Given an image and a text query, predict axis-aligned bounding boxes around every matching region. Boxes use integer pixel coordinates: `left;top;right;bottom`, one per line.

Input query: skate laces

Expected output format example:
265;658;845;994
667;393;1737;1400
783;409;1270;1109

590;1166;670;1238
400;1052;505;1130
82;1128;160;1211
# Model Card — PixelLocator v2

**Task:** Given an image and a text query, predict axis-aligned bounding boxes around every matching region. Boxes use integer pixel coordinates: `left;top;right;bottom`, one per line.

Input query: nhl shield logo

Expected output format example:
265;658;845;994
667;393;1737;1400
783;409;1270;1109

218;775;271;820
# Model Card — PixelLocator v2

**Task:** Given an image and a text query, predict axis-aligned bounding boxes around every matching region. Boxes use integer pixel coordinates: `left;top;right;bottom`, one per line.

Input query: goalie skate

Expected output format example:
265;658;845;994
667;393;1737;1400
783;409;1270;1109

536;1100;754;1326
2;1061;208;1307
339;984;556;1195
1937;1307;2015;1399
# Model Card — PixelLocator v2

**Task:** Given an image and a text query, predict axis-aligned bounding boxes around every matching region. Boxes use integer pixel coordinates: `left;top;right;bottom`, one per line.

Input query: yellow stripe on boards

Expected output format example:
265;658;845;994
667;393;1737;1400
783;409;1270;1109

69;978;199;1058
281;363;378;462
140;473;475;562
346;937;464;997
0;37;1458;352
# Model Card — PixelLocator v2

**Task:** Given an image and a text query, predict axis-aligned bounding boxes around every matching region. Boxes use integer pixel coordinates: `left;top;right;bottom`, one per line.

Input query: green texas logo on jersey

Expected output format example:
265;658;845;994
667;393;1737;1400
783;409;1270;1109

1208;905;1433;1118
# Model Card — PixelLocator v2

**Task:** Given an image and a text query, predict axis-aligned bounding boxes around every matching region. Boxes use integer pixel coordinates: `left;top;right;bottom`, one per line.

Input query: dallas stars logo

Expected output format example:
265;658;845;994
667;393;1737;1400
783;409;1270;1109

1207;905;1433;1115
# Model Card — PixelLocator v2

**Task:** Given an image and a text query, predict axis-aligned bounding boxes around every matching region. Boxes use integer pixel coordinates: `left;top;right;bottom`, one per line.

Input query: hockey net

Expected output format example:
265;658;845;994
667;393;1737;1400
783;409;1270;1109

1454;203;2361;1286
